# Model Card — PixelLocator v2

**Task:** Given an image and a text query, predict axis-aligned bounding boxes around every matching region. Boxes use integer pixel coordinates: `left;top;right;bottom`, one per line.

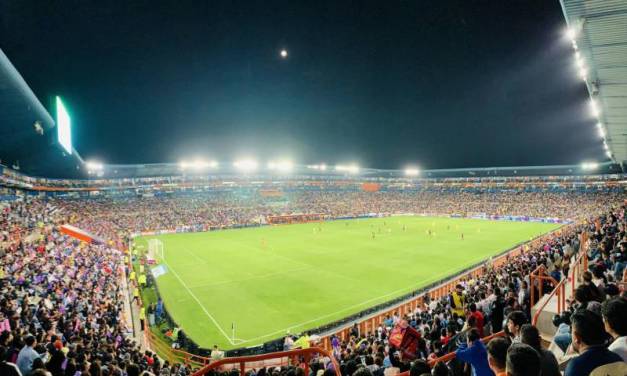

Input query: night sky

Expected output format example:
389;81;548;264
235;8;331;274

0;0;605;169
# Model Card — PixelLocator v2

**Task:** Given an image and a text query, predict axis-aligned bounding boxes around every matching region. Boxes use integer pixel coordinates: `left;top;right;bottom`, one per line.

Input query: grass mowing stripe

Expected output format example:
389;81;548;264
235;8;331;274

138;216;560;349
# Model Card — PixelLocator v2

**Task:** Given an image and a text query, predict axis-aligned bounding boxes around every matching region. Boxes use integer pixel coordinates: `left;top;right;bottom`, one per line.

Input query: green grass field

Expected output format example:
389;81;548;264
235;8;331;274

135;216;560;349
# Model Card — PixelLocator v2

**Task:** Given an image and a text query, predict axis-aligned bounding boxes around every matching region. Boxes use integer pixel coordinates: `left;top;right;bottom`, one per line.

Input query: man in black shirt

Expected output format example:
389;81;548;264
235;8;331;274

0;346;21;376
565;310;623;376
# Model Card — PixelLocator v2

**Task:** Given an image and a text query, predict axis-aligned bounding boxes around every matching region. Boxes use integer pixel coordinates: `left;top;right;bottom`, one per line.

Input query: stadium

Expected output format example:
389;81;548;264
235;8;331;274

1;2;627;376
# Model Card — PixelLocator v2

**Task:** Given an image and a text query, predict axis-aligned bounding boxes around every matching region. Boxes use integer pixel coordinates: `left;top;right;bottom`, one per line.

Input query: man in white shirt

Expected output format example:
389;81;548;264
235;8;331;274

601;297;627;361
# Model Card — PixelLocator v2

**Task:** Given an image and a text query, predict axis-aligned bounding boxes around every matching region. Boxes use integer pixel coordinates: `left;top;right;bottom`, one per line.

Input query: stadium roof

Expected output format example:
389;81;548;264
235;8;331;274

560;0;627;164
0;48;83;178
80;161;620;179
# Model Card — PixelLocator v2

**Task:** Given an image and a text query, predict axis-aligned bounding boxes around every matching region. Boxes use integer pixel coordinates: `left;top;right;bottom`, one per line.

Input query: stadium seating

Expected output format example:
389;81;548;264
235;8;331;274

0;181;626;376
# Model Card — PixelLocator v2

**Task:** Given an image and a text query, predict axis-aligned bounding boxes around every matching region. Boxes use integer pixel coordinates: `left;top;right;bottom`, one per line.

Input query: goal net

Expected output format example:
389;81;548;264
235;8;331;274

148;239;164;263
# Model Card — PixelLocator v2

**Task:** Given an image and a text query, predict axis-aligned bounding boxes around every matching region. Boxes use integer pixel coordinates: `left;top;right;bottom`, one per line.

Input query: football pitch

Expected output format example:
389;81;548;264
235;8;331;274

135;216;560;349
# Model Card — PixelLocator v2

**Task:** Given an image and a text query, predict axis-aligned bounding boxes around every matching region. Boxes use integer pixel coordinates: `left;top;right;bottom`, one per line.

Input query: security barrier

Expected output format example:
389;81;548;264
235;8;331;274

191;347;340;376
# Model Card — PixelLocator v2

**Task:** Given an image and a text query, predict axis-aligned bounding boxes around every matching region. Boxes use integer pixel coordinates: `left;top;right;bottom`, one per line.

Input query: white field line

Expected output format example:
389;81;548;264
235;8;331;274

163;256;236;345
232;255;488;345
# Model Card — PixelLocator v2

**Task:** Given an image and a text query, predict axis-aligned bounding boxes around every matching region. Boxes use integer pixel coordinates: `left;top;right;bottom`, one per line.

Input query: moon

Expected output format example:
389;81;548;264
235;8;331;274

280;49;288;58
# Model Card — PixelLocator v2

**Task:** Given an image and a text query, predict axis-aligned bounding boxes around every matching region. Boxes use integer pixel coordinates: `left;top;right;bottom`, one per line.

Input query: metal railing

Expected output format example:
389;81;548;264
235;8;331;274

191;347;340;376
318;225;573;351
530;233;588;326
144;327;212;368
394;331;506;375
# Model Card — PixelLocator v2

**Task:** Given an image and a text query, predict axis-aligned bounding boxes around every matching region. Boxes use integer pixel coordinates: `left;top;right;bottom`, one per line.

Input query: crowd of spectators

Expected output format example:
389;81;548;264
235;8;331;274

53;190;620;241
0;189;626;376
0;200;193;376
282;202;626;376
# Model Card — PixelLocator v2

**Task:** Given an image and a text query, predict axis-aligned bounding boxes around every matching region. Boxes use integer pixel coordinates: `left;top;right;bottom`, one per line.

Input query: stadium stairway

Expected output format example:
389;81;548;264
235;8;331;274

531;286;574;340
531;238;588;340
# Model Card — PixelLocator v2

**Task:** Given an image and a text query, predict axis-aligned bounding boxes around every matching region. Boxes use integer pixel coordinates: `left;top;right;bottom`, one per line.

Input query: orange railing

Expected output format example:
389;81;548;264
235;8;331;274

191;347;340;376
318;225;572;351
530;233;588;326
139;224;574;365
144;326;212;368
529;265;563;315
393;331;506;376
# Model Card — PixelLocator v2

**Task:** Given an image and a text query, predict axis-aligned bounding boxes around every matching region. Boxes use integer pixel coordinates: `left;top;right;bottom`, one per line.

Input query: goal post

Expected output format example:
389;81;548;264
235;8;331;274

148;239;164;263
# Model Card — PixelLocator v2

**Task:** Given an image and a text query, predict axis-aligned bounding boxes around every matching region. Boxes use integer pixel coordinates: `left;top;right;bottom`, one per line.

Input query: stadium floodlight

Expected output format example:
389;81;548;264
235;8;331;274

335;164;359;174
581;162;598;171
179;160;218;170
598;127;605;138
590;99;600;118
404;168;420;177
267;160;293;172
603;141;608;150
575;56;584;69
86;161;104;171
578;68;587;81
606;150;612;158
234;159;258;172
307;163;327;171
565;27;577;41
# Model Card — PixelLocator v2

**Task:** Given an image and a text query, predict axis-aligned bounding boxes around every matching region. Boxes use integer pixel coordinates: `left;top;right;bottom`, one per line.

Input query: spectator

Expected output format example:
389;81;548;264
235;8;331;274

600;296;627;361
505;343;540;376
468;303;485;337
519;325;559;376
431;362;450;376
486;337;509;376
408;361;430;376
455;328;493;376
505;312;526;344
565;310;624;376
0;345;21;376
16;336;39;376
353;367;373;376
450;285;465;317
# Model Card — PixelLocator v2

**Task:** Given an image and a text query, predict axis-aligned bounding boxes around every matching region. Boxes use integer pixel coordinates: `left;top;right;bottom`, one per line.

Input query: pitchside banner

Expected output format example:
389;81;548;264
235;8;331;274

465;214;571;224
151;265;168;279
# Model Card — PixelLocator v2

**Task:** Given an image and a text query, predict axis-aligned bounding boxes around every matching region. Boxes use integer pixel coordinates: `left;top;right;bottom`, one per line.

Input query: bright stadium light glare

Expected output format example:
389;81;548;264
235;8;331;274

404;168;420;176
336;164;359;174
234;159;258;172
606;150;612;158
268;160;293;172
86;161;104;171
565;27;577;41
603;141;609;150
590;99;600;117
581;162;598;170
179;160;218;170
599;127;605;138
575;57;584;69
578;68;587;80
307;163;328;171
